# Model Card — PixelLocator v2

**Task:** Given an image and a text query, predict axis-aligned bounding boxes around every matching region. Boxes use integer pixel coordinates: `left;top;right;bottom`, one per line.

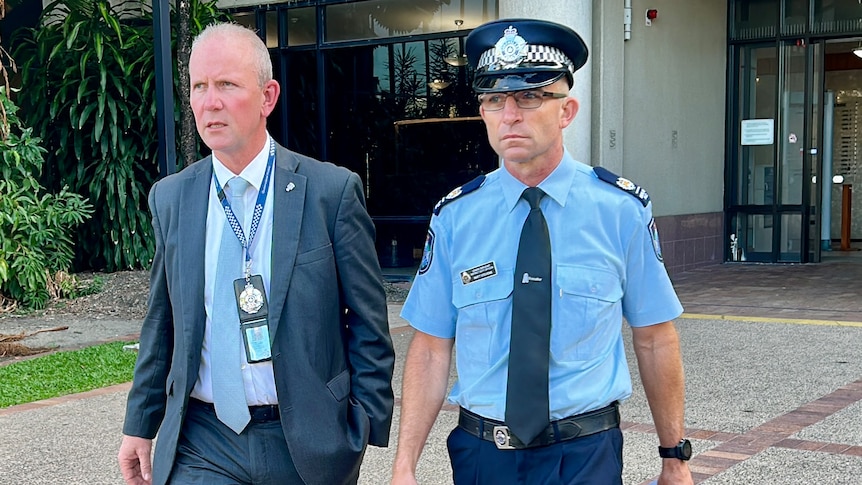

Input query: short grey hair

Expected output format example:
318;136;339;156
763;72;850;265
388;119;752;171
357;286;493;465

192;23;273;87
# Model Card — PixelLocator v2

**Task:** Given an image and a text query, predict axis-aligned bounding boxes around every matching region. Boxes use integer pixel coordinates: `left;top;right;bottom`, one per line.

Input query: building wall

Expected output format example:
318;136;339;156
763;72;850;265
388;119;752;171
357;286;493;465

498;1;727;217
620;1;729;270
497;0;729;270
619;0;727;218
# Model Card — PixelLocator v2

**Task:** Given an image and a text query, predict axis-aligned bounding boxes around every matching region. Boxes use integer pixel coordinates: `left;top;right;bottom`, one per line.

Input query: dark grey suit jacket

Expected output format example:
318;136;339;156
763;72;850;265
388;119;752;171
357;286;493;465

122;144;395;485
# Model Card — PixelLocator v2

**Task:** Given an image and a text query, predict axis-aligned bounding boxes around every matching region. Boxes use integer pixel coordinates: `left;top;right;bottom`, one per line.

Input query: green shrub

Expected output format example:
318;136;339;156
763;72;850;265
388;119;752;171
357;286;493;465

0;87;93;309
13;0;228;272
14;0;157;271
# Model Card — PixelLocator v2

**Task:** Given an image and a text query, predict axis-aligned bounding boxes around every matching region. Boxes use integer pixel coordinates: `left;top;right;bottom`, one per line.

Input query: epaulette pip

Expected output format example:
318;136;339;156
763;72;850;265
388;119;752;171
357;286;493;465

593;167;650;207
433;175;486;215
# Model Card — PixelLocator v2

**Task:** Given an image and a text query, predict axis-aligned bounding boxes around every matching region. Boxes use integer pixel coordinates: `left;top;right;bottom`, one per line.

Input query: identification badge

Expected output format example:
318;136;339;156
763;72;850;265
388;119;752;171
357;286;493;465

460;261;497;285
233;275;271;363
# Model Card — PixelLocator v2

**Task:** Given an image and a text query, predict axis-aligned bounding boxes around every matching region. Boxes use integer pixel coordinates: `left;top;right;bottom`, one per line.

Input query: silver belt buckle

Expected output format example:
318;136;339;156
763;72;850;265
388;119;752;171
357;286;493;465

493;425;516;450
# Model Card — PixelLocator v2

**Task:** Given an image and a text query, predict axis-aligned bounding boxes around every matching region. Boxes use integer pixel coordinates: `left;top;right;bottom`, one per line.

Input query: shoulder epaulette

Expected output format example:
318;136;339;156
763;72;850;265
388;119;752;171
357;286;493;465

433;175;486;215
593;166;650;207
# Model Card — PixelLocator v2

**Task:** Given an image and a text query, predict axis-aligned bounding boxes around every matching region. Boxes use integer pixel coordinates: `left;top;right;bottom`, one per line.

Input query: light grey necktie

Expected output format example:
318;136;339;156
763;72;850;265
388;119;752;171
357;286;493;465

211;176;251;434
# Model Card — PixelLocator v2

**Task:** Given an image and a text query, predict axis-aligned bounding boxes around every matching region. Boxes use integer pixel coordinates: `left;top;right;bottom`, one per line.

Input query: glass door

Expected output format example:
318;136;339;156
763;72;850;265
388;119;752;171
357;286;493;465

729;43;779;262
807;40;825;263
777;40;807;262
728;40;824;263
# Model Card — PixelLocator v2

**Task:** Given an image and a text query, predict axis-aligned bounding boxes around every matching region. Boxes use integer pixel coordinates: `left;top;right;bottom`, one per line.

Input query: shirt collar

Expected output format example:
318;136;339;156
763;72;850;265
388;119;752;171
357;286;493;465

211;133;272;193
500;150;577;212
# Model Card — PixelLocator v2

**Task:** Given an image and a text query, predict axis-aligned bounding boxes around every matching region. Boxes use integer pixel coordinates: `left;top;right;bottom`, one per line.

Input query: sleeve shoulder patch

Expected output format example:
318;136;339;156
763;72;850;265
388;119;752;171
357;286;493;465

593;166;650;207
433;175;486;215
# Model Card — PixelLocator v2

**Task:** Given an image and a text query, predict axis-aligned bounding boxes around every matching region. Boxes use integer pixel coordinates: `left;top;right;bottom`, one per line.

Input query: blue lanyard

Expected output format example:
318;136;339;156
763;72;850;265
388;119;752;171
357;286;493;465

213;139;276;273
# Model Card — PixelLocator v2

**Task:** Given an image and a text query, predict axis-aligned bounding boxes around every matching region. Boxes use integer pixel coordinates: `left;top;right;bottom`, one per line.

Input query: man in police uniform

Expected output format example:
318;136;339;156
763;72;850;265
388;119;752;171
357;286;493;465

391;19;693;485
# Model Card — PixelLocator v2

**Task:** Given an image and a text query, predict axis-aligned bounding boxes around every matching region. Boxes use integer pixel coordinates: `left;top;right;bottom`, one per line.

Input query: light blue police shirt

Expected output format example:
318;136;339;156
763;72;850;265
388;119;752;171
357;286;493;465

401;151;684;422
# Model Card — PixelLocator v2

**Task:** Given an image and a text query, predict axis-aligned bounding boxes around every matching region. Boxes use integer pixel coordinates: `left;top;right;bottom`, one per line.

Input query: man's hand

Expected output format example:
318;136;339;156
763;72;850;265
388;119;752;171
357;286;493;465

118;435;153;485
657;458;693;485
391;469;420;485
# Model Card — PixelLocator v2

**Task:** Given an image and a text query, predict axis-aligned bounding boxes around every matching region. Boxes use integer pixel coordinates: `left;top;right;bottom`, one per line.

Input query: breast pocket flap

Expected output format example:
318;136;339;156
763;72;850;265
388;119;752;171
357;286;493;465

557;265;622;303
451;270;513;309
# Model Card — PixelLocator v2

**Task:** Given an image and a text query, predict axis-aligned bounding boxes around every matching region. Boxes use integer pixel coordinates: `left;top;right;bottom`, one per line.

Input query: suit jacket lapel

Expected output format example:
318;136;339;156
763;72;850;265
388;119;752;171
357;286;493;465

178;160;211;354
269;147;305;338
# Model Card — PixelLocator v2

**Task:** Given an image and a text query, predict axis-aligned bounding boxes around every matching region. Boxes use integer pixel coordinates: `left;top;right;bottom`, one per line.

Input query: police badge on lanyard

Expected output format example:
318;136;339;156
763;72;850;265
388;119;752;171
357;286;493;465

215;139;277;363
234;275;271;363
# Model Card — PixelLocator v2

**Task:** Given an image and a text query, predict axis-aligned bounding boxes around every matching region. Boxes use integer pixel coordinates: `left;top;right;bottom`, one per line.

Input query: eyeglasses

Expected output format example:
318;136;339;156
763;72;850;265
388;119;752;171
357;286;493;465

478;90;568;111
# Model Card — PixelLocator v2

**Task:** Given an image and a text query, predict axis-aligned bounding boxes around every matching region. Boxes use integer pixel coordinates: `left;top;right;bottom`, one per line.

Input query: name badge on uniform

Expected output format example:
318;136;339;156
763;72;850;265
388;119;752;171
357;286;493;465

233;275;272;363
460;261;497;285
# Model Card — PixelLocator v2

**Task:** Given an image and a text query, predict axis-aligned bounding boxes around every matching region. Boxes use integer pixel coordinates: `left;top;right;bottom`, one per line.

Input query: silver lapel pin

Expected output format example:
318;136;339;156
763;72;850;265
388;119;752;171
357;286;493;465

286;182;295;192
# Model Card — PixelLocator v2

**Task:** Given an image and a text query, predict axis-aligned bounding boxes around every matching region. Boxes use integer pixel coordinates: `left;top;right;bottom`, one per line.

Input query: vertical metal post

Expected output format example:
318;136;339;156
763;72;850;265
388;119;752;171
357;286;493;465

821;91;834;251
841;184;852;251
153;0;176;178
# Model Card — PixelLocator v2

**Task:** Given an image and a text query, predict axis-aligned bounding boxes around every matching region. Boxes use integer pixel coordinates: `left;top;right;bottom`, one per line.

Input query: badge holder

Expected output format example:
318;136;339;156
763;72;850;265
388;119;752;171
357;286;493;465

233;275;272;363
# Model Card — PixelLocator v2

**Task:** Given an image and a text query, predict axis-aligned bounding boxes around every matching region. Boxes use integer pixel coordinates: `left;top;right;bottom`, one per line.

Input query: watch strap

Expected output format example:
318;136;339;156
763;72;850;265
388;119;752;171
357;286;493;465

658;439;692;460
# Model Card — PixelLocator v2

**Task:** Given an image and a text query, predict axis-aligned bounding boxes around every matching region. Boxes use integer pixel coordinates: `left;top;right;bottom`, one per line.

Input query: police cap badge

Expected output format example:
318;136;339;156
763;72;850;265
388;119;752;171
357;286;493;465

465;19;589;93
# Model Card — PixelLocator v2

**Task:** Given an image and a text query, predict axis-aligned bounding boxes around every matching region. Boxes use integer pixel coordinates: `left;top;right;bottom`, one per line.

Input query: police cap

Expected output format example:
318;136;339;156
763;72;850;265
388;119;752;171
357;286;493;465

465;18;589;93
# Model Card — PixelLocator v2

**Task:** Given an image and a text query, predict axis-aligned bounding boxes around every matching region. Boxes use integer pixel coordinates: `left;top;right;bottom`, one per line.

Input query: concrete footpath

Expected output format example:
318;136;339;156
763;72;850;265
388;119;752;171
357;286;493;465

2;257;862;484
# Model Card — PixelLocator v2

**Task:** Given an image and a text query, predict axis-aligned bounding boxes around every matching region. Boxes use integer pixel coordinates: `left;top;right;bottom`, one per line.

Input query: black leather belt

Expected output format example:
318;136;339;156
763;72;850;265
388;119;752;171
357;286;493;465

458;402;620;450
188;398;280;423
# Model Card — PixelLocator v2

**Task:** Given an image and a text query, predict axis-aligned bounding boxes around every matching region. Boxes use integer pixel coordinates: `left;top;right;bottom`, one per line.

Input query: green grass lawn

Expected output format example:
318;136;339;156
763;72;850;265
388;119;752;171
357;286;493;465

0;341;137;408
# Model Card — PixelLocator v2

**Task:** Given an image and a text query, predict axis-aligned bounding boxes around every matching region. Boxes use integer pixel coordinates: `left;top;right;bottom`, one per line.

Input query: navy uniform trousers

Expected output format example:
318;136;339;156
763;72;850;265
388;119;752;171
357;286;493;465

447;426;624;485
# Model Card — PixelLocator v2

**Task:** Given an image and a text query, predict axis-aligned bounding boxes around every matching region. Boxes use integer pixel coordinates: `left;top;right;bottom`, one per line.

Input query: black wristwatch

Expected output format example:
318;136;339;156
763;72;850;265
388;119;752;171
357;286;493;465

658;439;692;460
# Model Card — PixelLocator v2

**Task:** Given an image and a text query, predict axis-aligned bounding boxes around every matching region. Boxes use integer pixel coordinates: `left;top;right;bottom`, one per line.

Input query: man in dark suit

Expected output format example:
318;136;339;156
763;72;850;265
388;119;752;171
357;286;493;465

118;23;394;485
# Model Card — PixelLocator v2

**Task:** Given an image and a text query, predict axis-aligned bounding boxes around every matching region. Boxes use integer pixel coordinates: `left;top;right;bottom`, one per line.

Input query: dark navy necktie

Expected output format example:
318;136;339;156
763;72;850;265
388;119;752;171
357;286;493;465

505;187;552;444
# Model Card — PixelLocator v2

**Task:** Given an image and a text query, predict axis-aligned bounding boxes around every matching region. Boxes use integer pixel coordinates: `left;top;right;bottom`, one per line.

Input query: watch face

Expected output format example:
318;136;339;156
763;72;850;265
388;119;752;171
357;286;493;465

660;439;692;460
680;439;692;459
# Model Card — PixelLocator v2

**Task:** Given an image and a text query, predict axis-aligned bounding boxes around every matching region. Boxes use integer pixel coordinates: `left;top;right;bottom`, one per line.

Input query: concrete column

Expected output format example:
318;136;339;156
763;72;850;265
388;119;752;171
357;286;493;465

499;1;593;164
592;1;625;174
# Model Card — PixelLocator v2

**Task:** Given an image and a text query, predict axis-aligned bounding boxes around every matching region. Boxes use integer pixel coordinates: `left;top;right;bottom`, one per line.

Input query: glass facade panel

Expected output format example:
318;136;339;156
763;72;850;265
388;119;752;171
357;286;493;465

265;10;278;48
234;11;256;31
286;7;316;46
732;0;779;40
285;50;320;159
735;45;778;206
780;42;806;205
813;0;862;34
729;213;773;260
325;0;495;43
780;212;803;260
782;0;808;36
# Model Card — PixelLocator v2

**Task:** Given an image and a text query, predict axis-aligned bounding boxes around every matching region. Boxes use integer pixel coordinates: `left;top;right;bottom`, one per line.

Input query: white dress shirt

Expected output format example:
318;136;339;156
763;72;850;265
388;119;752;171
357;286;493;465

191;134;278;406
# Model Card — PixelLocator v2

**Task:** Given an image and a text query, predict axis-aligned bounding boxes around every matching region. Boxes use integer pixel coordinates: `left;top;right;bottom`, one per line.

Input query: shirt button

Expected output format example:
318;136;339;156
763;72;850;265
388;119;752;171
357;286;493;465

241;364;247;370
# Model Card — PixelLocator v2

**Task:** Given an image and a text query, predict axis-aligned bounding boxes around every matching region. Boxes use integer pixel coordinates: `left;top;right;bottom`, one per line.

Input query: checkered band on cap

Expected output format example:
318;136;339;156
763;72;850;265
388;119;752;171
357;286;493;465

477;44;574;73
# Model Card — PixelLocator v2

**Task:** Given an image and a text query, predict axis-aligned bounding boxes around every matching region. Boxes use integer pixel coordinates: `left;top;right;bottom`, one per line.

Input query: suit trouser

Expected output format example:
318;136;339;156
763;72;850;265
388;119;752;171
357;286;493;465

446;426;624;485
169;400;304;485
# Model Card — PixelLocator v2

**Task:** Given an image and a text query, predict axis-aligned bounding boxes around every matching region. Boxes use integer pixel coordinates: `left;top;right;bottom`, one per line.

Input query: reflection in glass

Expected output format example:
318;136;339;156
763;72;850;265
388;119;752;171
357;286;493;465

286;7;316;46
729;212;773;261
265;11;278;48
233;11;255;31
780;213;802;261
736;45;777;206
781;0;807;36
780;43;805;205
325;0;495;43
814;0;862;34
731;0;778;40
